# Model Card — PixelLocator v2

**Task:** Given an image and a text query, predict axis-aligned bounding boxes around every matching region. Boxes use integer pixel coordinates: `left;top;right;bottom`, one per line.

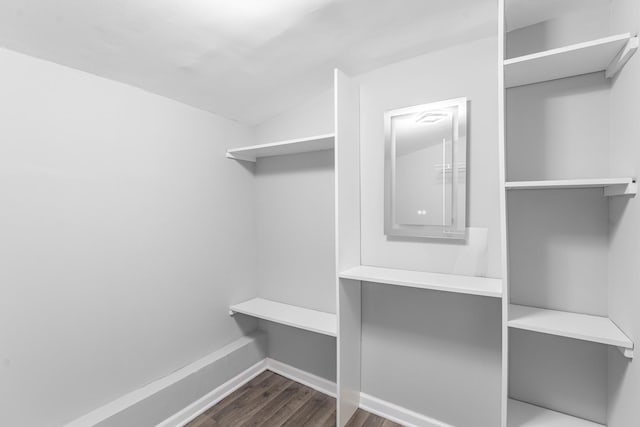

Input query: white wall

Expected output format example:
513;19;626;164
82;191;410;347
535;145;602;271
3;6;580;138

359;36;502;279
607;0;640;426
253;88;334;144
0;48;258;427
506;5;610;58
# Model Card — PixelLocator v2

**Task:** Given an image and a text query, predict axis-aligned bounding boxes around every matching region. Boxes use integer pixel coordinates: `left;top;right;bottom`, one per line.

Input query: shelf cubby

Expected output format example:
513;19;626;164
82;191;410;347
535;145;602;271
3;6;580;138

504;33;638;88
229;298;337;337
508;399;604;427
226;133;335;162
508;304;633;358
505;178;637;196
339;265;502;298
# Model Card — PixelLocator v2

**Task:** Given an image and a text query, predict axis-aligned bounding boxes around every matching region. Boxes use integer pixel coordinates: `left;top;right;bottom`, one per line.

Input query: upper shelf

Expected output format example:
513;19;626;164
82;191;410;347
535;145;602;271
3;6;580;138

229;297;337;337
508;304;634;358
339;265;502;298
226;133;335;162
505;178;637;196
504;33;639;88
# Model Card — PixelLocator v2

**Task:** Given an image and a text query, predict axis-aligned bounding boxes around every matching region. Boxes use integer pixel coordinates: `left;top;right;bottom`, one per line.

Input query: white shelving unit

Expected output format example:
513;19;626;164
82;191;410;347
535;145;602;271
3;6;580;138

229;298;337;337
499;2;639;425
508;305;634;358
226;133;335;162
508;399;605;427
505;178;637;196
504;33;638;88
339;265;502;298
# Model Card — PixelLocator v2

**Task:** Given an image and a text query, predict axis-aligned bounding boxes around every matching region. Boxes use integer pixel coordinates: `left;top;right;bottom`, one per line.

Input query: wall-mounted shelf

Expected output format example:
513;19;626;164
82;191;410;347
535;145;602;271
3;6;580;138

505;178;637;196
508;304;634;358
229;298;337;337
339;265;502;298
226;133;335;162
504;33;638;88
508;399;605;427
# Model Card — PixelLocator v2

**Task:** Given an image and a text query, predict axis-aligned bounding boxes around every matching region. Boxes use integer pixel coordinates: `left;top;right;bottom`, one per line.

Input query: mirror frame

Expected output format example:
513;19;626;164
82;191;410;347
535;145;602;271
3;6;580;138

384;97;468;239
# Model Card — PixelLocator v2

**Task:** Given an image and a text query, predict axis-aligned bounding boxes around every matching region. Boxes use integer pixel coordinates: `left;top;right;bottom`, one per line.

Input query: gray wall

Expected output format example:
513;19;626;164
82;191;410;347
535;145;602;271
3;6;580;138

357;35;502;426
0;47;258;427
362;283;502;427
255;150;336;314
607;0;640;426
251;92;337;381
506;72;611;181
359;36;502;279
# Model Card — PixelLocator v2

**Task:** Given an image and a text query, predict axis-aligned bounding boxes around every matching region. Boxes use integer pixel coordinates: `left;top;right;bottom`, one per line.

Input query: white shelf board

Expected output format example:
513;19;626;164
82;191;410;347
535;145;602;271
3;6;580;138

505;178;637;196
504;33;636;88
226;134;335;162
508;399;604;427
338;265;502;298
229;297;337;337
508;304;633;353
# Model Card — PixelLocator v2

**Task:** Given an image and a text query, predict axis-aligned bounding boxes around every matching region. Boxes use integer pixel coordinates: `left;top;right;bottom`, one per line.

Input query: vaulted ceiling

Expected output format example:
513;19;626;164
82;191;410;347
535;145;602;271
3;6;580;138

0;0;608;124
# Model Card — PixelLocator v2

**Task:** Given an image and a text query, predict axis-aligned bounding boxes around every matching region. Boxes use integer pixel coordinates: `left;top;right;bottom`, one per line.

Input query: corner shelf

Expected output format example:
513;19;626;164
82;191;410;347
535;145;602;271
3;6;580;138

339;265;502;298
504;33;638;88
229;297;337;337
508;304;634;358
508;399;605;427
226;133;335;162
505;178;637;196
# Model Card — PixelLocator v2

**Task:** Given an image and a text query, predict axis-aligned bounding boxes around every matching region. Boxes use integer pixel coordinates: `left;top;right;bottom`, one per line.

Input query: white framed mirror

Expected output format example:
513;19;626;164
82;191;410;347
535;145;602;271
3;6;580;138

384;97;467;239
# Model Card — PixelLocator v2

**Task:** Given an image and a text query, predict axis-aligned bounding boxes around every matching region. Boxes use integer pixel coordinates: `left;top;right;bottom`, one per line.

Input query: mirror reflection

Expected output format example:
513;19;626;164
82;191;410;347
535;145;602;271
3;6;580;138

385;98;467;239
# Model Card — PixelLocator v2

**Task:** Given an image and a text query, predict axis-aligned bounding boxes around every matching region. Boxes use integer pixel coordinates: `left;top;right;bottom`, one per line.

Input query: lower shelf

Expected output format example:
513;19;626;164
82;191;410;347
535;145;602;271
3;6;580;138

229;298;337;337
508;399;604;427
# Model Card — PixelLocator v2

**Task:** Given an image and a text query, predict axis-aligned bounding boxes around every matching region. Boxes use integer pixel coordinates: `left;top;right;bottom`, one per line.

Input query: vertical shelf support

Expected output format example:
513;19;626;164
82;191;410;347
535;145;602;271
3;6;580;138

618;346;634;359
603;180;637;197
334;68;362;427
606;35;639;78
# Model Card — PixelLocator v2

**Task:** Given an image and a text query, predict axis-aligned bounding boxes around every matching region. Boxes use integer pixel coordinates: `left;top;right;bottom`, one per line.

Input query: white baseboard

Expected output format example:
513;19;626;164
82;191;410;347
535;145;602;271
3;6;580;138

158;359;451;427
65;333;266;427
265;358;337;398
359;393;453;427
157;359;267;427
157;358;336;427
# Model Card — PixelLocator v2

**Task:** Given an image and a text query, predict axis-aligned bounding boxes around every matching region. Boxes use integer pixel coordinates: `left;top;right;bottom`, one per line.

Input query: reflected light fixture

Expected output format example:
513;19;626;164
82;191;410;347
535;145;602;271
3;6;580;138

415;110;450;124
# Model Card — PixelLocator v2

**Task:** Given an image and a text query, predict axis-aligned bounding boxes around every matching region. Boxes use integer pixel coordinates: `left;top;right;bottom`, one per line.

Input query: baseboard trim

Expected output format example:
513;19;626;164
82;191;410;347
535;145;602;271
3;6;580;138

157;359;268;427
65;333;266;427
265;358;337;398
359;393;453;427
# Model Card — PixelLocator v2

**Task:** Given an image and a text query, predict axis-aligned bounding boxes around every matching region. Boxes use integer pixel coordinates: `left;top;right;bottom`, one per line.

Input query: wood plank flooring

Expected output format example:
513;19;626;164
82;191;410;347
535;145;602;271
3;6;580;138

186;370;403;427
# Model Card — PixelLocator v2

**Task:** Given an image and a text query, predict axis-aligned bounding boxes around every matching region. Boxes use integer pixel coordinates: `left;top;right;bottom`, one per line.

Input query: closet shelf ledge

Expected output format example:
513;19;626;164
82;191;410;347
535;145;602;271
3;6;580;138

504;33;637;88
505;178;637;196
226;133;335;162
339;265;502;298
229;297;337;337
508;304;634;358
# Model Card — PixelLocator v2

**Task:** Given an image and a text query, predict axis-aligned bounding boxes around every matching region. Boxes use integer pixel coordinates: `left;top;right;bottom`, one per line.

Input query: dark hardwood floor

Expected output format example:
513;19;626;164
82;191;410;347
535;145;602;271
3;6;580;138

186;370;403;427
